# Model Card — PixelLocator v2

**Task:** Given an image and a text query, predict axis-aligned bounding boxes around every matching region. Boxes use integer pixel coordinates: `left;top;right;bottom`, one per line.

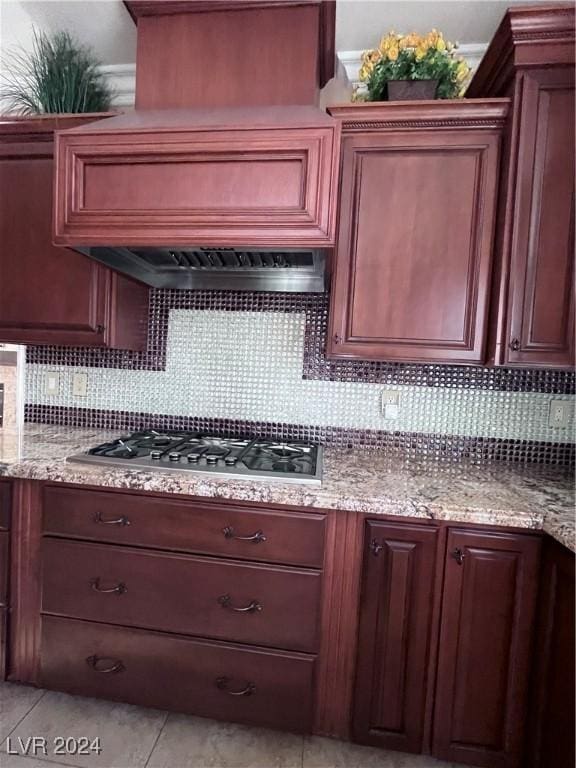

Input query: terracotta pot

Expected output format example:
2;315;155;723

386;79;438;101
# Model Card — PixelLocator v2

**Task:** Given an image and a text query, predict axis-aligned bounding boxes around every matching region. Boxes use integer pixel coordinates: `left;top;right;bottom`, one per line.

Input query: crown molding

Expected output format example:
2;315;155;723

99;63;137;107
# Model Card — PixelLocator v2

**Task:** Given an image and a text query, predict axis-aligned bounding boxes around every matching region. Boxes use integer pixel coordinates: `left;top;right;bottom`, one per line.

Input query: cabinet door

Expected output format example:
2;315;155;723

0;138;148;349
506;68;575;367
328;130;501;363
433;529;541;768
353;521;439;753
527;538;574;768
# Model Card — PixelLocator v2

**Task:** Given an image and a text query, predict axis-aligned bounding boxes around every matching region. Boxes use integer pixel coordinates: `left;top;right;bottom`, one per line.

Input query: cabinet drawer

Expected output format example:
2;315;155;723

0;481;10;530
0;531;8;605
42;538;322;652
40;615;315;732
43;486;325;568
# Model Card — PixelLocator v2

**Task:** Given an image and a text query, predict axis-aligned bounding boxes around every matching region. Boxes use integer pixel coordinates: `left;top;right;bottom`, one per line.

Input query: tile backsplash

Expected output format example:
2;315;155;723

25;290;575;466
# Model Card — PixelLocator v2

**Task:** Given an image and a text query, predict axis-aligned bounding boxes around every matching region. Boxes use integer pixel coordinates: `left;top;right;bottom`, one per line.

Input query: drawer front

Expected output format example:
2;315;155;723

0;531;8;605
40;615;315;732
43;486;325;568
0;481;10;530
42;539;321;652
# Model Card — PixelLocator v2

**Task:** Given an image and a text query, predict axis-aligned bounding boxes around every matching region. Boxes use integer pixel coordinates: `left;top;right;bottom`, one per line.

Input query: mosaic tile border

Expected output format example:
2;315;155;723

25;404;576;467
26;290;576;394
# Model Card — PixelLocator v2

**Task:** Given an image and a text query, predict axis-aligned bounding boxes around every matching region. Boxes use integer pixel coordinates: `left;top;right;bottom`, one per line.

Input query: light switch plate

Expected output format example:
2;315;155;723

548;399;572;428
45;372;60;397
381;390;401;419
72;372;88;398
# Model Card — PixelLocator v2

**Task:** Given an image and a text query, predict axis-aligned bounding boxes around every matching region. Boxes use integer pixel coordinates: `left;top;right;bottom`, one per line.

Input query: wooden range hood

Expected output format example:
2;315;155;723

53;1;340;290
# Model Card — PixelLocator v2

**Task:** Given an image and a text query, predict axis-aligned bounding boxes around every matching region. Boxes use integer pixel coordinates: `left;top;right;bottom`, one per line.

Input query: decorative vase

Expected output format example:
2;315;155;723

386;79;438;101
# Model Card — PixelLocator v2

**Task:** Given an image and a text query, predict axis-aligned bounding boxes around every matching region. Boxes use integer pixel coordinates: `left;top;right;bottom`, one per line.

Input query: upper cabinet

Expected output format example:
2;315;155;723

0;117;149;349
468;5;575;368
327;101;508;364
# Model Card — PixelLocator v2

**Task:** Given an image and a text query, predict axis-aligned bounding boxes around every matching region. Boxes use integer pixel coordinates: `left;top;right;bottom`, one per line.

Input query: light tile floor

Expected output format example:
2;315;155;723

0;683;459;768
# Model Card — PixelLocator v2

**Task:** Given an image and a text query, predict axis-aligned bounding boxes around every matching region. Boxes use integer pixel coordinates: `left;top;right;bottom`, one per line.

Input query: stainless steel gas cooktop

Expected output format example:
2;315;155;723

68;430;323;485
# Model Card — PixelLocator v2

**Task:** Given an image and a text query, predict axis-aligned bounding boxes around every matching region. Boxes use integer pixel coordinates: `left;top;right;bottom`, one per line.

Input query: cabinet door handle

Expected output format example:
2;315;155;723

94;511;131;526
370;539;384;557
450;547;466;565
222;526;266;543
509;337;521;351
90;577;127;595
333;333;342;344
215;677;256;696
218;594;262;613
86;655;125;674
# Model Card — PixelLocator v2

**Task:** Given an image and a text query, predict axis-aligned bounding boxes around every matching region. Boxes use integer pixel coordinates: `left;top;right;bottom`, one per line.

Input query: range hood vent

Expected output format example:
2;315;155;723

78;247;326;292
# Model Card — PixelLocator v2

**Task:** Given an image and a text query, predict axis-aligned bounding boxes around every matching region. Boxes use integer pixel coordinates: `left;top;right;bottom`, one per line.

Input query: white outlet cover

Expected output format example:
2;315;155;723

381;390;400;407
548;400;572;428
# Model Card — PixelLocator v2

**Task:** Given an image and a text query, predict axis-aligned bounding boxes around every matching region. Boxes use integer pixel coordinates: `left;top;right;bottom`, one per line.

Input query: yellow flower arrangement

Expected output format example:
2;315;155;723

355;29;471;102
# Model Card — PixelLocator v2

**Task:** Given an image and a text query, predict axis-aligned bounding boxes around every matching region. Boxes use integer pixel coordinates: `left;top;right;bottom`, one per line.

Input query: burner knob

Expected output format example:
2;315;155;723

187;454;200;463
206;455;220;464
150;450;162;460
224;456;238;466
168;452;181;462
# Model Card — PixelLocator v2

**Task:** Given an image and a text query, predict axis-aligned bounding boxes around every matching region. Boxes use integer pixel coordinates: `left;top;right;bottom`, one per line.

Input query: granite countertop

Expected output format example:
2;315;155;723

1;424;574;552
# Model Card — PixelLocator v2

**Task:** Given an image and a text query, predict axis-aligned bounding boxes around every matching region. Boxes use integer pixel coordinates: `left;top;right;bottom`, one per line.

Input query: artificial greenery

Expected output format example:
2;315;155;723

1;29;112;115
357;30;471;101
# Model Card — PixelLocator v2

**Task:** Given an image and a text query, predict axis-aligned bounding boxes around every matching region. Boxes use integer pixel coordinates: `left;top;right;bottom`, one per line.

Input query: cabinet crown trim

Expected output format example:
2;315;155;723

328;99;510;132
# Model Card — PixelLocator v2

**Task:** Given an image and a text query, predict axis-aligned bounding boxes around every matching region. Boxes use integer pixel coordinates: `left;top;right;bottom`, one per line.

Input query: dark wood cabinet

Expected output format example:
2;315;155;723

433;528;541;768
468;6;575;368
0;117;149;348
53;108;340;249
326;101;508;364
41;615;315;732
0;479;10;680
527;538;575;768
352;521;439;753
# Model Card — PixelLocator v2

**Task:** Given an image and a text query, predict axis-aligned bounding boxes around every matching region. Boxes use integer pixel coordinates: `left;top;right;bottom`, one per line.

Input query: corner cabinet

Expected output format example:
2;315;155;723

326;101;508;364
0;117;149;349
468;5;575;368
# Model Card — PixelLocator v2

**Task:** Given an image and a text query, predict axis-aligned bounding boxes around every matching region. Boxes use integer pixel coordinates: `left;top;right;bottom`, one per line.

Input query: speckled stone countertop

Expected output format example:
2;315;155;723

1;424;574;552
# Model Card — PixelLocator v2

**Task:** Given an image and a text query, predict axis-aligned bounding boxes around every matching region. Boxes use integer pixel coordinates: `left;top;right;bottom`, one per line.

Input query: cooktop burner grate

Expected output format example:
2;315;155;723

70;431;322;485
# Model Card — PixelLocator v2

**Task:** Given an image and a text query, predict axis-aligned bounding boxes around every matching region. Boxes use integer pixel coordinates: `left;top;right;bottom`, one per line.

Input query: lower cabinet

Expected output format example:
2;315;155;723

0;480;10;680
352;521;439;753
41;615;315;732
433;529;541;767
353;522;542;768
527;538;575;768
22;484;325;734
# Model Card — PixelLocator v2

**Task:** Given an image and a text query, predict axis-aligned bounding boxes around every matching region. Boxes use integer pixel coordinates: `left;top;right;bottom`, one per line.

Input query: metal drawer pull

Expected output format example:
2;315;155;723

94;511;131;526
90;577;127;595
222;526;266;543
450;547;466;565
218;594;262;613
86;655;125;674
215;676;256;696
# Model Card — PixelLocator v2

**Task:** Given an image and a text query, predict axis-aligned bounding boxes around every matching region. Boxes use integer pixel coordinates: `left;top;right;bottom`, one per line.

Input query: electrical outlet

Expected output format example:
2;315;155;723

381;390;400;420
72;372;88;398
548;400;572;428
45;372;60;396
